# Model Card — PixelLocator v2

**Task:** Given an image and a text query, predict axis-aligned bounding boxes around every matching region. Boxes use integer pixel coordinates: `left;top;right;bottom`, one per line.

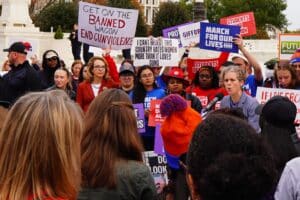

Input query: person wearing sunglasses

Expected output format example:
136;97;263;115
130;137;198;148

38;50;62;89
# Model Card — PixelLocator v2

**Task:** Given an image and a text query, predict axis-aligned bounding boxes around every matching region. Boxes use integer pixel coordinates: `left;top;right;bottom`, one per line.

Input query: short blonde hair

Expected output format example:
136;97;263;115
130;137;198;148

0;90;83;200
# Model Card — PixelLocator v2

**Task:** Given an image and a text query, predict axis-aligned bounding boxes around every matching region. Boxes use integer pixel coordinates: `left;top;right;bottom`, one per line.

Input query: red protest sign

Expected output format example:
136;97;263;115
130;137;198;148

220;12;256;37
187;52;229;80
148;99;165;127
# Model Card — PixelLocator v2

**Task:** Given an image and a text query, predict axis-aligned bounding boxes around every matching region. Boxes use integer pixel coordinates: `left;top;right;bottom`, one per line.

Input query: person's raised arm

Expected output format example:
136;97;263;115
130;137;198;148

233;34;263;81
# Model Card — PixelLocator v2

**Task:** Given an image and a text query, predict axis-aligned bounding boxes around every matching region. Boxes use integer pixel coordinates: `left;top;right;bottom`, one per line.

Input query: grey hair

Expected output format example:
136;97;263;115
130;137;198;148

222;65;246;82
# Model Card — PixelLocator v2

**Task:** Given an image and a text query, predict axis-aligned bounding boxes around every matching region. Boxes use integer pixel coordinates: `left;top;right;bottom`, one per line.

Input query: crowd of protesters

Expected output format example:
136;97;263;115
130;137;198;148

1;31;300;200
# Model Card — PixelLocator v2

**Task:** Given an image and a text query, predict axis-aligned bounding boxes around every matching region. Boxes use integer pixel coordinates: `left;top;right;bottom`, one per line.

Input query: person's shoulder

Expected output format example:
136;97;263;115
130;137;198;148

117;161;150;177
286;157;300;169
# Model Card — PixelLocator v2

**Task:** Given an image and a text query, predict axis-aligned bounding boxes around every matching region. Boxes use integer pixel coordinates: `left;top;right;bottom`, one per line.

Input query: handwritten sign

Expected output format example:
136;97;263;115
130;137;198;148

133;103;145;133
256;87;300;124
78;1;138;50
200;22;240;53
162;22;192;47
278;34;300;60
220;12;256;36
132;37;179;67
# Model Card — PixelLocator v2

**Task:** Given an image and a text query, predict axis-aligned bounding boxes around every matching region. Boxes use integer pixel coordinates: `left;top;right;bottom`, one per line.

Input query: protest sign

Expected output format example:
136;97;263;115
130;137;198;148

78;1;138;50
187;51;230;80
148;99;165;127
162;22;192;47
143;151;168;194
132;37;179;67
256;87;300;124
278;34;300;60
177;21;201;47
154;124;164;155
133;103;145;133
220;12;256;36
200;22;240;53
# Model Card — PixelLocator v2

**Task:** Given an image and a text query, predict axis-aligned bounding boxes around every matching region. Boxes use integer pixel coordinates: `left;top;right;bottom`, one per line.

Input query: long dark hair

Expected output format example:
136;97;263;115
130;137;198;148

132;65;158;104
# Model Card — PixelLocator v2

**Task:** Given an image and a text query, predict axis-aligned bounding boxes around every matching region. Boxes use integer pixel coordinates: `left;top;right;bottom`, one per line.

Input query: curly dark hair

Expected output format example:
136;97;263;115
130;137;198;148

192;66;219;89
187;114;278;200
132;65;158;104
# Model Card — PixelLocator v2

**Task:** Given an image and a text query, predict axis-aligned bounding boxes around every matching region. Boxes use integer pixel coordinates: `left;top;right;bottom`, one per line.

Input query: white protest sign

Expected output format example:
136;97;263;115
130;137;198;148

78;1;138;50
132;37;179;67
256;87;300;124
178;20;208;47
279;34;300;60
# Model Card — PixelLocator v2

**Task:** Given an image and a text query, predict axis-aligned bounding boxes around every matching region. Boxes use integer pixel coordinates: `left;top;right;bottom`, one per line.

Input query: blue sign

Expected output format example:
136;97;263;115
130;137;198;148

200;22;240;53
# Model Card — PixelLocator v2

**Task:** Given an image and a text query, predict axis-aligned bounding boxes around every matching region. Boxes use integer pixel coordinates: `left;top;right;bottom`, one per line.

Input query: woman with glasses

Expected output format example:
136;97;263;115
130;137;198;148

130;66;165;151
39;50;62;89
186;66;226;110
76;56;118;112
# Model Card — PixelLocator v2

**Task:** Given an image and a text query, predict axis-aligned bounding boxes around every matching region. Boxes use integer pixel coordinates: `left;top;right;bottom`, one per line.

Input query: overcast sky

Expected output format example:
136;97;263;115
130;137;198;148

284;0;300;30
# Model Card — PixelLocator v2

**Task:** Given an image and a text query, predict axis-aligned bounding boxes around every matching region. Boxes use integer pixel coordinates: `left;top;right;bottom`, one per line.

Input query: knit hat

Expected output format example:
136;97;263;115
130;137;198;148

160;94;202;157
290;48;300;64
162;67;189;86
255;96;296;127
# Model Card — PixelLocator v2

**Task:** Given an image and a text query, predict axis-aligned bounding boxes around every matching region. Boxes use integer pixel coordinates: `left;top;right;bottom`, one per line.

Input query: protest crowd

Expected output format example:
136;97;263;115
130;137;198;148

1;2;300;200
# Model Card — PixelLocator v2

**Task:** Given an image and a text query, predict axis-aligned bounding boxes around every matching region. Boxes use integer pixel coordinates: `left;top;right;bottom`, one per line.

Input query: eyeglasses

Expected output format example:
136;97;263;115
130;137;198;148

292;64;300;69
199;74;212;79
46;57;57;62
94;65;106;70
141;73;153;79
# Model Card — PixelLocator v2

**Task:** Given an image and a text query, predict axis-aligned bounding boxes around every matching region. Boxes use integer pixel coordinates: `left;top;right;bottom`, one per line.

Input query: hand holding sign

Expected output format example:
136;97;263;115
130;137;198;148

232;34;243;48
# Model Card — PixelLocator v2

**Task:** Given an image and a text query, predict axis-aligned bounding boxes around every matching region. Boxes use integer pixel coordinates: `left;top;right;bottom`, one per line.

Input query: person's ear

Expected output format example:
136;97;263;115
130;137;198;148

186;173;201;200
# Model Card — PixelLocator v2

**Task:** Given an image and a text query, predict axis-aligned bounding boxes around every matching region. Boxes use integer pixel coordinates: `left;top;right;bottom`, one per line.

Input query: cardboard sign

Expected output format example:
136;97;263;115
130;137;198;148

278;34;300;60
148;99;165;127
200;22;240;53
187;51;230;80
162;22;192;47
78;1;138;50
133;103;145;133
143;151;168;194
220;12;256;36
132;37;179;67
256;87;300;124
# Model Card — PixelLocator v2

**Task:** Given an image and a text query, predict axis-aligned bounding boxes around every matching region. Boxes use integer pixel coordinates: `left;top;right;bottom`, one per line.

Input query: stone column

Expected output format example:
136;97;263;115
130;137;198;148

0;0;34;27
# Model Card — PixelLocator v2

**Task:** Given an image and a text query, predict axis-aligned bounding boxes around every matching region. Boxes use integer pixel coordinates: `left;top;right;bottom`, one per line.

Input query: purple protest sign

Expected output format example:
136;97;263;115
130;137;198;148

154;124;164;155
162;22;192;47
200;22;240;53
133;103;145;133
